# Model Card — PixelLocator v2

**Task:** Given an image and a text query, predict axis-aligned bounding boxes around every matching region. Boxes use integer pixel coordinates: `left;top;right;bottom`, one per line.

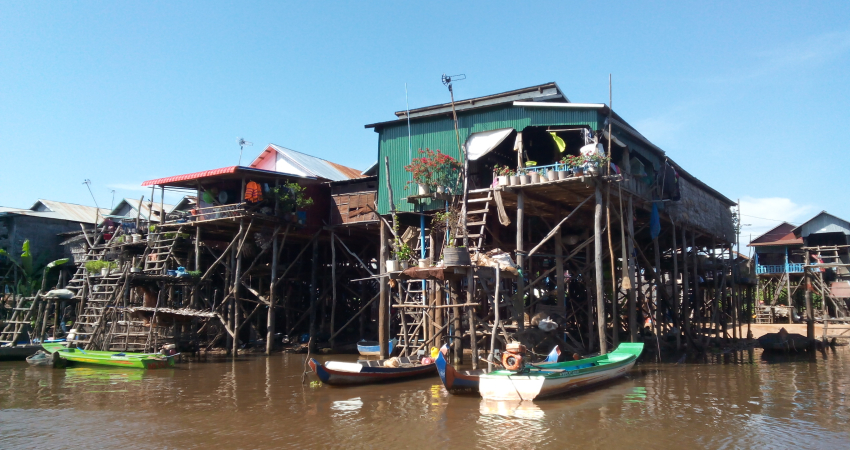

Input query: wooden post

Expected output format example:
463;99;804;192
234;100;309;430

379;220;389;359
671;221;681;350
594;186;607;354
586;244;595;351
691;232;701;343
627;196;637;343
653;234;663;337
266;233;278;355
232;230;243;357
308;237;319;352
451;280;462;365
467;268;477;369
515;190;525;330
804;250;814;338
489;264;501;371
729;244;738;340
681;226;691;341
710;238;719;343
329;231;337;349
555;229;565;316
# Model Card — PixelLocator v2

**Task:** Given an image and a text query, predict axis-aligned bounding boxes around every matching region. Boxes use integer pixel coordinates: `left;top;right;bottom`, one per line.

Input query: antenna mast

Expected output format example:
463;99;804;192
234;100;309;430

237;138;253;166
442;73;468;249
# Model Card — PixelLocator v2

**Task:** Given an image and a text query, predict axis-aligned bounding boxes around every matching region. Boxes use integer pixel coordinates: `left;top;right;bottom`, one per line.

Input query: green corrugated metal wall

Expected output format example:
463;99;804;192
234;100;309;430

375;105;605;214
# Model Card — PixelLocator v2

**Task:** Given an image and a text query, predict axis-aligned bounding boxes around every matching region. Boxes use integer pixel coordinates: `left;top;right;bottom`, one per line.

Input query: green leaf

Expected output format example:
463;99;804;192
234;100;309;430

46;258;69;270
20;240;32;275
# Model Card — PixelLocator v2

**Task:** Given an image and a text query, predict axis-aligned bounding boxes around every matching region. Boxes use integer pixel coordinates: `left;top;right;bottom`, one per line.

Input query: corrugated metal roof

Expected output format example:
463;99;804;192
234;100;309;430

28;199;108;224
108;198;176;221
252;144;363;181
794;211;850;237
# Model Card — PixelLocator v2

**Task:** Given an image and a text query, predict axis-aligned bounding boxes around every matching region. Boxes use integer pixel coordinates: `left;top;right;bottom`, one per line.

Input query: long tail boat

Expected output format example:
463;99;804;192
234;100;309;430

309;356;436;386
436;345;561;395
356;339;396;356
42;343;175;370
478;343;644;401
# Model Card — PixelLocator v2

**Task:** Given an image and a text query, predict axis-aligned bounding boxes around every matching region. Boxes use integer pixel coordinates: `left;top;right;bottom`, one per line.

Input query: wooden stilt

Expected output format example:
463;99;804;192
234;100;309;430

681;226;691;343
555;229;565;316
379;220;389;359
232;229;243;358
330;230;337;349
594;186;606;354
627;196;637;343
467;268;477;369
308;237;319;352
515;191;525;330
671;221;681;350
266;233;278;355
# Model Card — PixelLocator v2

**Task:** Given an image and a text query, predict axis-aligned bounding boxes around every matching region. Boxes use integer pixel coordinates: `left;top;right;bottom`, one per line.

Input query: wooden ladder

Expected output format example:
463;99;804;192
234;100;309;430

144;227;184;274
394;279;428;357
72;268;128;349
65;247;108;301
457;188;492;254
0;295;43;345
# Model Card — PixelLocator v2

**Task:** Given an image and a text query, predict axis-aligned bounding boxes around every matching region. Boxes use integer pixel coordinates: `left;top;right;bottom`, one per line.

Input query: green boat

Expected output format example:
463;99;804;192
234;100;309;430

478;343;644;401
42;343;175;370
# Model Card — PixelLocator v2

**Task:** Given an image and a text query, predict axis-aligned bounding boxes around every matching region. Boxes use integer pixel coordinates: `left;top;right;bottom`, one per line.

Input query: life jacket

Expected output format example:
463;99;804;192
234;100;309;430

245;181;263;203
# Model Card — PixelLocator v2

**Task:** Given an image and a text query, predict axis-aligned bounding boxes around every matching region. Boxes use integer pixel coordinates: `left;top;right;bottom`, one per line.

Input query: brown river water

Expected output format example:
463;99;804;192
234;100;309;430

2;347;849;449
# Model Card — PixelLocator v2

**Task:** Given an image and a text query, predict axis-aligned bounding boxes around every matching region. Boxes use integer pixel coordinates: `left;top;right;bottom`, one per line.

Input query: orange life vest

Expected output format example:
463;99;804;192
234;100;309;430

245;181;263;203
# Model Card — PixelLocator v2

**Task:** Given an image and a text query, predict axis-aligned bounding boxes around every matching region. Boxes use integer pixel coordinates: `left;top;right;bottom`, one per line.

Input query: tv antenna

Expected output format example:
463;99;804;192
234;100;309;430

82;179;101;224
441;73;468;248
237;138;253;166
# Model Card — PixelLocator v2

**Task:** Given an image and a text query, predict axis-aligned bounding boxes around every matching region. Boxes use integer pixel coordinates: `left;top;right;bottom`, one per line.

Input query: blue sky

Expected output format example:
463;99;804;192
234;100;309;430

1;1;848;246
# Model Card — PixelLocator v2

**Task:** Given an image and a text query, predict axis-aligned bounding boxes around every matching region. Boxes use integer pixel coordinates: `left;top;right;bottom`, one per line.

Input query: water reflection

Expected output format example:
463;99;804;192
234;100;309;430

1;347;849;449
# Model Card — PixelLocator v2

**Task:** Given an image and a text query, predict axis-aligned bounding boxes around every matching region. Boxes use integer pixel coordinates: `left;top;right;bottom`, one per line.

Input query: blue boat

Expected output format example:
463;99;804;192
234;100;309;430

436;344;561;395
356;338;396;356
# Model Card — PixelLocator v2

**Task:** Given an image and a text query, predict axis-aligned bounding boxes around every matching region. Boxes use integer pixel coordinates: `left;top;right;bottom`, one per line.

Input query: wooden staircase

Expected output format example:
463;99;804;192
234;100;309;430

144;228;184;274
0;295;43;345
457;188;492;254
73;268;128;349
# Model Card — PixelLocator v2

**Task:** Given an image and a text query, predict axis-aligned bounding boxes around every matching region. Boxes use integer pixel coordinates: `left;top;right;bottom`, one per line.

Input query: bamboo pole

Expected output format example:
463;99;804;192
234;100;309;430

681;226;691;342
594;186;606;354
329;231;337;349
266;233;278;355
467;268;477;369
308;237;319;352
671;221;681;350
627;196;637;342
232;222;243;358
379;220;389;358
489;264;500;371
516;191;525;330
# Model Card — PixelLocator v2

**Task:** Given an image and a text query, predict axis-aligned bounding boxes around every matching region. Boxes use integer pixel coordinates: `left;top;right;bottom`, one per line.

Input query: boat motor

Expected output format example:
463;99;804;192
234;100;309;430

502;342;527;371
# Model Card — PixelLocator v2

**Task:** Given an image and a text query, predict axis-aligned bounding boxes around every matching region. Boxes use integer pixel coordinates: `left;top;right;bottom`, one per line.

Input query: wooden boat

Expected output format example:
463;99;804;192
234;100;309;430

42;343;175;369
478;343;644;401
0;344;41;361
26;350;53;366
758;327;815;352
436;345;561;395
356;338;396;356
309;356;436;386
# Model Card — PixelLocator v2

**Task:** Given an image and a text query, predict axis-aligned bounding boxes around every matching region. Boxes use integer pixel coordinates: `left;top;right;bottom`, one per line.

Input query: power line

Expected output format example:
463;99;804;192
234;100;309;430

739;213;799;225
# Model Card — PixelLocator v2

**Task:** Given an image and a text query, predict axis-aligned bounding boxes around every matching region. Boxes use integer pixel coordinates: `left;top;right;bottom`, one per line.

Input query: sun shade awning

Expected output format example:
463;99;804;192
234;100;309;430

464;128;514;161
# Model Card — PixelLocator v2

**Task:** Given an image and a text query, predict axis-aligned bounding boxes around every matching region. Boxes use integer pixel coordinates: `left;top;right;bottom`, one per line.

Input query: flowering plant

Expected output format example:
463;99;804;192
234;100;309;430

560;154;587;168
493;164;515;177
404;148;462;190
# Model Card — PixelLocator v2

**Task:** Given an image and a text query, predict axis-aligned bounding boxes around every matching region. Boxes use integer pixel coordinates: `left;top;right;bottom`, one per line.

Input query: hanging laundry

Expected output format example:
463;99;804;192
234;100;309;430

650;203;661;240
245;181;263;203
202;190;215;204
549;132;566;153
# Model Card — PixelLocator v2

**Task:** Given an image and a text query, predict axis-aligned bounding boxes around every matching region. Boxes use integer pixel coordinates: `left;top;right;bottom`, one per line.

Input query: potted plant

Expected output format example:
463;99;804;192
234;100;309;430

270;182;314;219
529;170;541;184
396;242;413;270
518;169;531;185
404;148;462;195
493;165;514;186
585;153;611;176
546;167;558;182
